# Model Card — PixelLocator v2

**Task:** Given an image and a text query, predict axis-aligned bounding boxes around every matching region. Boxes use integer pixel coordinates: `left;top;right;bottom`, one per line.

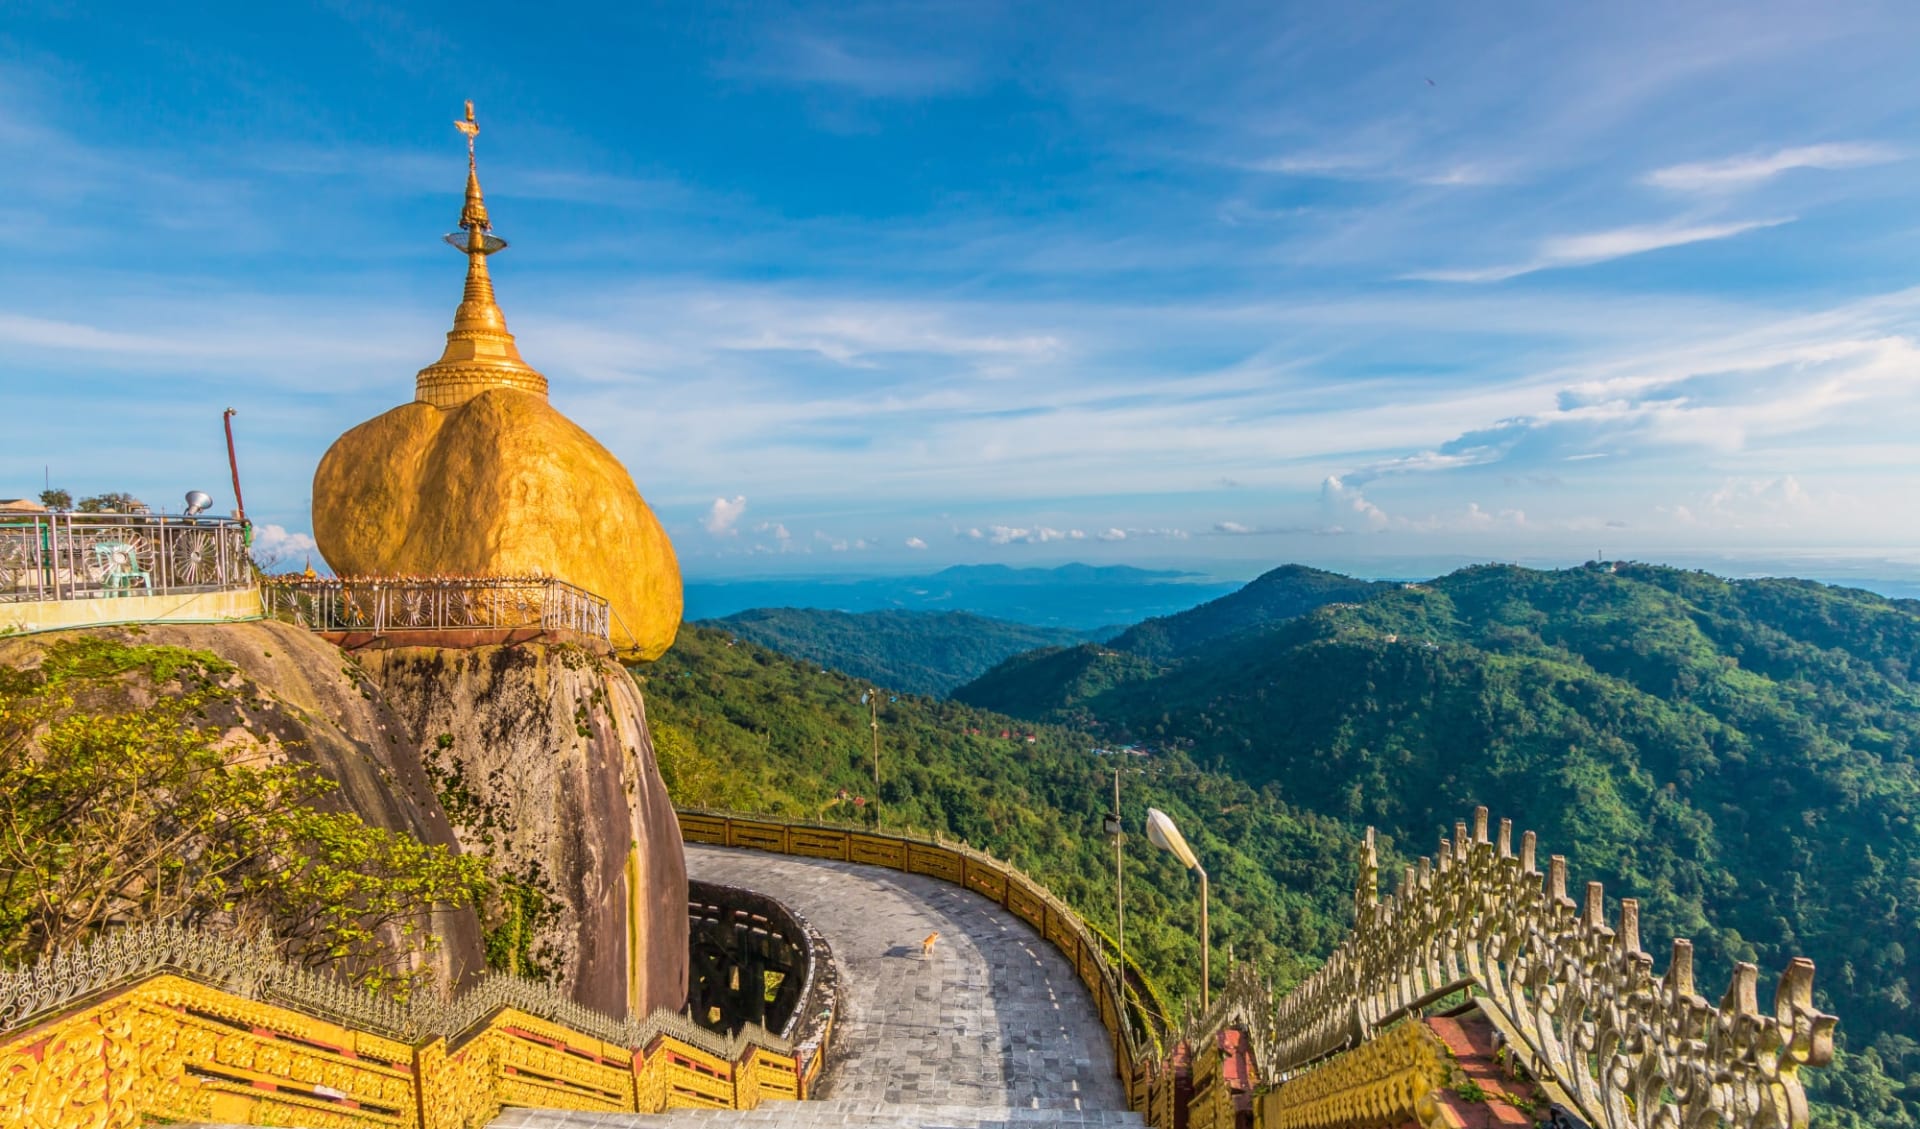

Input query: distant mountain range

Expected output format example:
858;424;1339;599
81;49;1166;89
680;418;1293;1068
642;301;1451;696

704;608;1115;697
684;563;1240;630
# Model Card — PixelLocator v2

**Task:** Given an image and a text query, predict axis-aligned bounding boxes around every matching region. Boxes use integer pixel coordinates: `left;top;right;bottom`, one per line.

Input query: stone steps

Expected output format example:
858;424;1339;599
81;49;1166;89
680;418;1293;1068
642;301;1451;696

490;1099;1148;1129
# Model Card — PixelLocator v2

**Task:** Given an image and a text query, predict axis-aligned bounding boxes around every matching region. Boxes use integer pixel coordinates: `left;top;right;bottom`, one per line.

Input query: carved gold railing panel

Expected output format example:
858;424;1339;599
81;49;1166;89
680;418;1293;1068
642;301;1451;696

1184;806;1837;1129
1257;1020;1452;1129
0;974;416;1129
0;921;811;1129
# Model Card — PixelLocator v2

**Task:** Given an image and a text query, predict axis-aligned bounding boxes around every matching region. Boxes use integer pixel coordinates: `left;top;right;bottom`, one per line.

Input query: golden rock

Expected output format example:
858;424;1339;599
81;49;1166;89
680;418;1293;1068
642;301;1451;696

312;103;681;659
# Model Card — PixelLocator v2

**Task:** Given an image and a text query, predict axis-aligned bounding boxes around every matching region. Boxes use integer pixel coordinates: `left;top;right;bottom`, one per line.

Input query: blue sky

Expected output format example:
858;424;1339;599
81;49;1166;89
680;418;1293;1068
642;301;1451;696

6;1;1920;582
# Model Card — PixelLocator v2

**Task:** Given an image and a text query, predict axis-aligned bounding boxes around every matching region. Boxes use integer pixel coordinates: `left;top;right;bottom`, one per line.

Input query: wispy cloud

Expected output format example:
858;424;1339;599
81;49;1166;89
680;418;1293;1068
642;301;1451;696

1244;152;1506;187
1408;218;1791;283
724;34;977;97
1645;143;1899;192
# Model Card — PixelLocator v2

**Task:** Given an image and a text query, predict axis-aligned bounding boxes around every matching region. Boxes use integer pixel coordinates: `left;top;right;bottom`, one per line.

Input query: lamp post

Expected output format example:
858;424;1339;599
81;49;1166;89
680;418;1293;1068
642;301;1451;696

1103;770;1125;995
859;688;881;788
1146;807;1209;1011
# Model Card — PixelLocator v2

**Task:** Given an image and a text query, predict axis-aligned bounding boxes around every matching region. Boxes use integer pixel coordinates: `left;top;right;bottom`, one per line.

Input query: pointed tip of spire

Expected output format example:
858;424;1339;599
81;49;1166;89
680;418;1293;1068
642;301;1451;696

461;165;491;234
416;101;548;409
455;101;490;233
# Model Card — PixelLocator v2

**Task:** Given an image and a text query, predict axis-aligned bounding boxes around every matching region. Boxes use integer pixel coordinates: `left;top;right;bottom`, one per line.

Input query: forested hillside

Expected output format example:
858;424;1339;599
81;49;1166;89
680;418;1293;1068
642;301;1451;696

705;608;1108;696
956;561;1920;1127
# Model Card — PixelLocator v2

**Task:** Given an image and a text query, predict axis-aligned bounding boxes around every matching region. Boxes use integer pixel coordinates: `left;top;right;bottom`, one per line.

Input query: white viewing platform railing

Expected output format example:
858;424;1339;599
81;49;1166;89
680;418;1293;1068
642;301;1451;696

0;511;255;604
261;574;612;643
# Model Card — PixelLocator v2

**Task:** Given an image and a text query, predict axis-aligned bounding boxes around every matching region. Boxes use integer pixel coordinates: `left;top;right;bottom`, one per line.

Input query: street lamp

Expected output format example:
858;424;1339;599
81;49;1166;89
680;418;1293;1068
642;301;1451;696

1146;807;1209;1010
1103;770;1124;999
858;688;881;787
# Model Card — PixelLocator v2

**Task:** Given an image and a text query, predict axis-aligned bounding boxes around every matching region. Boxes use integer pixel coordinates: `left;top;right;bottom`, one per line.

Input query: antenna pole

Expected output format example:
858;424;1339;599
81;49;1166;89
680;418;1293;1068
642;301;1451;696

223;408;247;523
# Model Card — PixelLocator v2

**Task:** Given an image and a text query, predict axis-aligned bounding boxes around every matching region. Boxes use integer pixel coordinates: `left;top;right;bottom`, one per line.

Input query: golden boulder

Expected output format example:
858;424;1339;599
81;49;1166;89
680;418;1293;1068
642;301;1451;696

312;105;681;659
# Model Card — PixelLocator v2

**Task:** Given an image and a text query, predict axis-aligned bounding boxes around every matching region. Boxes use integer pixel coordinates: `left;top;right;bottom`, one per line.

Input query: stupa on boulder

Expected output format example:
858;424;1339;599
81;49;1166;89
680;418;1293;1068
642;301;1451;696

313;103;681;660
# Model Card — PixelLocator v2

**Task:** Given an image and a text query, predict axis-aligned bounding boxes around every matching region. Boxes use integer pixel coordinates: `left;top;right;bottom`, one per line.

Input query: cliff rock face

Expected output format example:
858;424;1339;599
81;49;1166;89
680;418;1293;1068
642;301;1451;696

0;620;488;991
356;641;688;1017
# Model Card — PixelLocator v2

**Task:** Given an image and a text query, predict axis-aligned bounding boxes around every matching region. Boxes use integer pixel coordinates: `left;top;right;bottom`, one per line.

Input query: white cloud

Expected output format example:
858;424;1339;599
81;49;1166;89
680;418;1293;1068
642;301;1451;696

754;521;791;542
1215;521;1253;534
812;530;873;552
251;524;317;565
1097;528;1128;541
702;495;748;535
904;536;928;549
1704;476;1813;526
1320;476;1390;532
968;524;1093;545
1409;218;1791;283
1645;143;1899;192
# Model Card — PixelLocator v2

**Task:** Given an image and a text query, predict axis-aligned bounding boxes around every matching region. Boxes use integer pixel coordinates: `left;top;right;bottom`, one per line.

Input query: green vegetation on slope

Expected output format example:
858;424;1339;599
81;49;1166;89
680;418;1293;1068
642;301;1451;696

0;637;484;995
707;607;1107;697
957;561;1920;1127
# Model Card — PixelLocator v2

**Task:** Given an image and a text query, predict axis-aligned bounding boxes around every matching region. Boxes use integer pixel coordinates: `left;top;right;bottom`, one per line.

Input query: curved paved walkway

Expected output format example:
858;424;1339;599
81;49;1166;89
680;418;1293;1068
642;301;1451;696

687;844;1126;1112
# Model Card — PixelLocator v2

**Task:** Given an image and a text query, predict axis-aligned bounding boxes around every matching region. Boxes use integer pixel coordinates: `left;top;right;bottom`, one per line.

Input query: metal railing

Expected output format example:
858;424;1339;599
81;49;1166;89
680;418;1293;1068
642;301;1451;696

0;511;253;603
261;574;611;641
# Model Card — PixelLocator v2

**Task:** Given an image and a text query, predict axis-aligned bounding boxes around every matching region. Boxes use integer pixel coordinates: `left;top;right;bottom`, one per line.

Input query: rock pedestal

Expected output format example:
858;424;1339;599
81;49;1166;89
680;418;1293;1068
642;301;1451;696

357;641;688;1017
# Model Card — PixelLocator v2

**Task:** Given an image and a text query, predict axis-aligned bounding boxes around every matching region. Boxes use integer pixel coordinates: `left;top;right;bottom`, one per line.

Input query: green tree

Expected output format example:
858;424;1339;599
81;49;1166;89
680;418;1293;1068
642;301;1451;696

0;637;484;993
75;492;145;514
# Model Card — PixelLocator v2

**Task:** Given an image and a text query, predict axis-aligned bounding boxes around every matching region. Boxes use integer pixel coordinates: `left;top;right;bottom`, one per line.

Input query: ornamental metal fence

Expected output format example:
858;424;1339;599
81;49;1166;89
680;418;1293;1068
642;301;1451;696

0;512;253;603
261;574;611;642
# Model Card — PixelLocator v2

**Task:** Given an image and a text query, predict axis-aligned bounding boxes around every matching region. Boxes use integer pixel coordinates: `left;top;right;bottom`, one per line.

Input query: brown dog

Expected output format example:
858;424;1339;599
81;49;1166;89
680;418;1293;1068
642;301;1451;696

921;932;940;958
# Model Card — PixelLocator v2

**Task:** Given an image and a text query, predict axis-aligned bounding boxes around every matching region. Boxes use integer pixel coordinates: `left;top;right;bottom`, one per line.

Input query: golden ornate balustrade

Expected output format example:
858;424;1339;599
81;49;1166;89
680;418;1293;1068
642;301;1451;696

0;806;1842;1129
0;920;811;1129
1256;1019;1453;1129
679;806;1839;1129
1178;807;1838;1129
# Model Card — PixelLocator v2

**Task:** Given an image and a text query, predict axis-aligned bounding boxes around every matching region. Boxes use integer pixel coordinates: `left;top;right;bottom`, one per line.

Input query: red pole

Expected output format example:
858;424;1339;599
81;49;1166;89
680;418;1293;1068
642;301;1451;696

223;408;247;522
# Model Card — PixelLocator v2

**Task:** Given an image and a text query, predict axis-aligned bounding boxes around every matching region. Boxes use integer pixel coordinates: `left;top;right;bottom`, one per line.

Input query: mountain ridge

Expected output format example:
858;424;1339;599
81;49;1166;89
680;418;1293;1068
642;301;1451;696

684;562;1240;628
704;607;1113;697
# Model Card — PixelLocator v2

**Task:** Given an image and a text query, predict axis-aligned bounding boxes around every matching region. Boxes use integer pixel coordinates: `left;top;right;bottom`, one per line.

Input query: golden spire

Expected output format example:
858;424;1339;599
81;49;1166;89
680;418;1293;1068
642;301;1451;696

415;101;549;410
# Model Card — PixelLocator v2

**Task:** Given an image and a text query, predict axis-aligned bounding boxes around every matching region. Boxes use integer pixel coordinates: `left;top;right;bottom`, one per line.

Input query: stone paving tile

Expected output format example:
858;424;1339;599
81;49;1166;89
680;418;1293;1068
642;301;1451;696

685;844;1126;1112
